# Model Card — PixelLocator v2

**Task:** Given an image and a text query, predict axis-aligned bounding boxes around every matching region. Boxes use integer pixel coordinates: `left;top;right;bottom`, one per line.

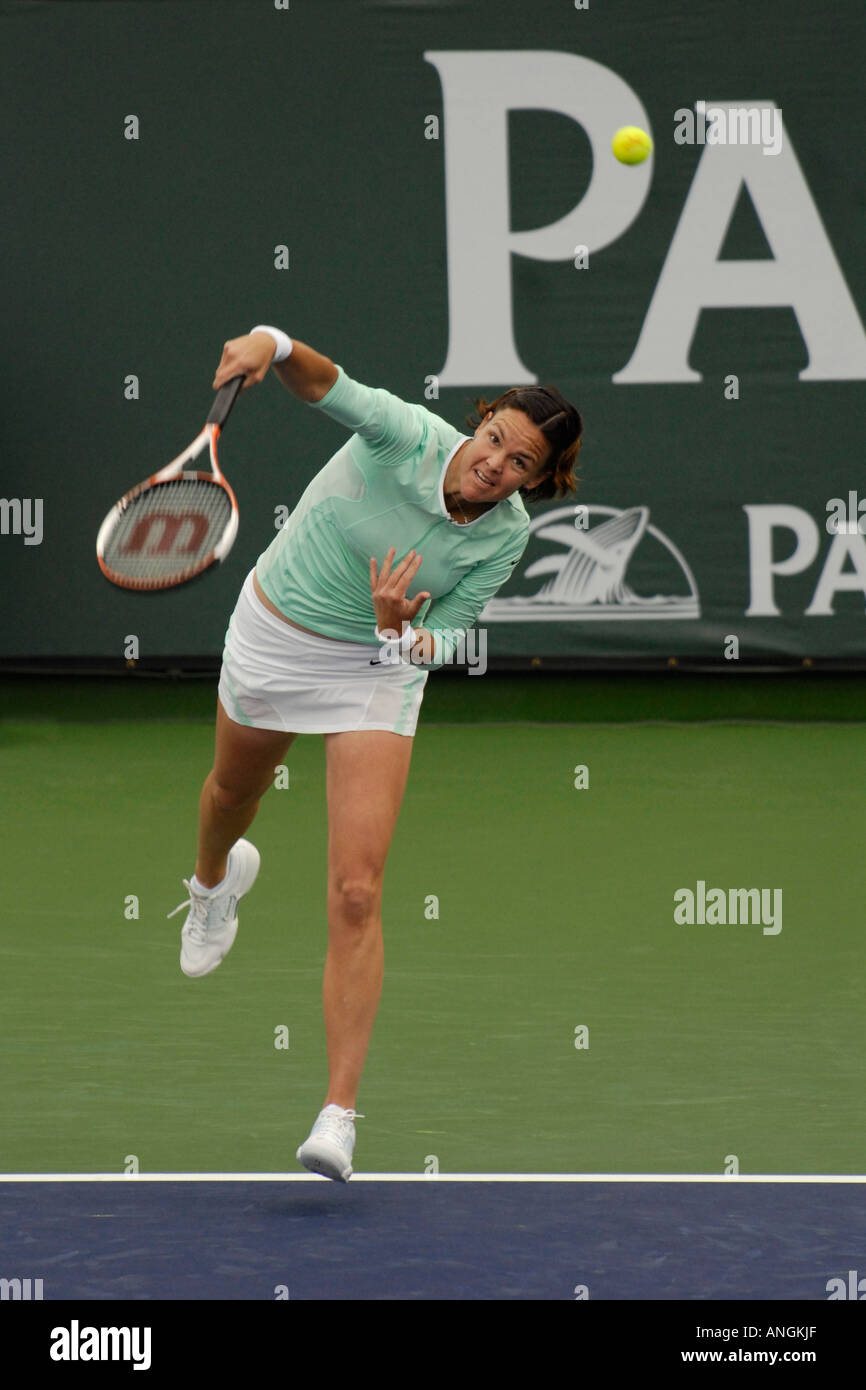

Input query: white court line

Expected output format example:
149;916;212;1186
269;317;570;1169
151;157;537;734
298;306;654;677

0;1173;864;1183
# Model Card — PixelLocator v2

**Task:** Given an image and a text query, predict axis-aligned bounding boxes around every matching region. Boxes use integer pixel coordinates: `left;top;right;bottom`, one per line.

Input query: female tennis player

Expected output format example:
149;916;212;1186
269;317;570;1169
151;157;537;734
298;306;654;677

170;325;582;1181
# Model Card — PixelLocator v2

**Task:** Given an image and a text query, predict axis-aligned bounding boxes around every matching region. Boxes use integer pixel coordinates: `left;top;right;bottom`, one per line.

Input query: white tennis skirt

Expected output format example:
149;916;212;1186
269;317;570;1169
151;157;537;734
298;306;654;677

217;570;429;737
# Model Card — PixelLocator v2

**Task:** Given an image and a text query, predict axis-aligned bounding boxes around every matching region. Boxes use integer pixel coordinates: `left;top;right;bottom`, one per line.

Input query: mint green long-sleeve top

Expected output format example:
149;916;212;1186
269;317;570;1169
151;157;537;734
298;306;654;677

255;366;530;666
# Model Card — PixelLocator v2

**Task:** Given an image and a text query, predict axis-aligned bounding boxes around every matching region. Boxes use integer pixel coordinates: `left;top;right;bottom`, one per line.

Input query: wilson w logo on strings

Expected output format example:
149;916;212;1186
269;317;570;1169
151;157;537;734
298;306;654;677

121;512;210;554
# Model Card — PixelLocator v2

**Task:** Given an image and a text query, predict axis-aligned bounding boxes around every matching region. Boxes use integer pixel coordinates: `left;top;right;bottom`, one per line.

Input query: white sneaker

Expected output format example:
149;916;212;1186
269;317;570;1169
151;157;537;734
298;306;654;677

296;1104;364;1182
168;839;261;978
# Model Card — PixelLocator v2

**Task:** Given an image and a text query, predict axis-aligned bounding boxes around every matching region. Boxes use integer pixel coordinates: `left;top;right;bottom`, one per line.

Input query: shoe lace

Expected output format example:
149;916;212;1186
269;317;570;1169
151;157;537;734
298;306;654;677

319;1107;365;1140
167;880;209;942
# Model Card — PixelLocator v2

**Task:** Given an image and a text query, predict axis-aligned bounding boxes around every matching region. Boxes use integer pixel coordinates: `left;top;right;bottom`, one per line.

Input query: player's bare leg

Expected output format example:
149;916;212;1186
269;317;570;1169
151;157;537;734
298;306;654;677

321;729;414;1107
171;700;296;977
296;728;415;1180
196;699;296;887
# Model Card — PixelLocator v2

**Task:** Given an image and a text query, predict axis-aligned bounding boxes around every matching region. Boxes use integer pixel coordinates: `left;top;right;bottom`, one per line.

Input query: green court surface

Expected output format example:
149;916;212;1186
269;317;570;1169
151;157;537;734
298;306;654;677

0;674;863;1178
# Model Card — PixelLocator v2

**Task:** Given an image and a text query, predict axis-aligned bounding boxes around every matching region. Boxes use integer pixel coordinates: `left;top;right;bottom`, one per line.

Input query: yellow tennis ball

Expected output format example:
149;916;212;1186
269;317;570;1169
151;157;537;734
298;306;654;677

612;126;653;165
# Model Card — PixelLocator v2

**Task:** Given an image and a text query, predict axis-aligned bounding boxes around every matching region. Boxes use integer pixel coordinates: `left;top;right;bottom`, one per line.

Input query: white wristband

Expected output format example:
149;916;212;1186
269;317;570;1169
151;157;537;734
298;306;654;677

250;325;293;362
375;623;417;652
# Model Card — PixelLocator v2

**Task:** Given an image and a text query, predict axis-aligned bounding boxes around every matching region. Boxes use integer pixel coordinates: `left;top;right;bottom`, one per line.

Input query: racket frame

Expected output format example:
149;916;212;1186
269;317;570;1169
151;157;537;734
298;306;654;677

96;375;244;591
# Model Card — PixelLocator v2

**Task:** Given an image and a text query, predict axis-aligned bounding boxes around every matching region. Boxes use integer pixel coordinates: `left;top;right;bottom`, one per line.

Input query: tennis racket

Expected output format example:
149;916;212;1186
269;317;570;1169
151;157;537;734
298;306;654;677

96;374;245;591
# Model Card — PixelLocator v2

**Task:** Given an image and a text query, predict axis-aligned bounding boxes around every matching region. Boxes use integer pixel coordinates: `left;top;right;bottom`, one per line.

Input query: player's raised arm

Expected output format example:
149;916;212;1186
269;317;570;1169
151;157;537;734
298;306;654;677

213;328;338;403
215;328;427;460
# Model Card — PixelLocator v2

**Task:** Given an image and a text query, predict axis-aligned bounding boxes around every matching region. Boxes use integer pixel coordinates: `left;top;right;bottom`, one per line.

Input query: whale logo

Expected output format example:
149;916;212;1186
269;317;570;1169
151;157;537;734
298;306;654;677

482;505;700;621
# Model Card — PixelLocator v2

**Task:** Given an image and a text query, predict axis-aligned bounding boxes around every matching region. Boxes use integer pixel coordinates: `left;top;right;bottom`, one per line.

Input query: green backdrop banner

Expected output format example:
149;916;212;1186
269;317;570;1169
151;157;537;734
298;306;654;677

2;0;864;665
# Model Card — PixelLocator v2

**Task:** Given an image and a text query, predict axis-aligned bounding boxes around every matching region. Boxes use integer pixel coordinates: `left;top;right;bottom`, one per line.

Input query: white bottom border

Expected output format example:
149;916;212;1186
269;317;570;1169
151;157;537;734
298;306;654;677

0;1173;864;1184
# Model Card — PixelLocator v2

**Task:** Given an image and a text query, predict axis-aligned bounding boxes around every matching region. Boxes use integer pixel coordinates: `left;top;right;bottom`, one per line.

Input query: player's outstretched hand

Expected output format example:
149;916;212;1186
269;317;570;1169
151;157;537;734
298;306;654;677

213;333;276;391
370;548;431;634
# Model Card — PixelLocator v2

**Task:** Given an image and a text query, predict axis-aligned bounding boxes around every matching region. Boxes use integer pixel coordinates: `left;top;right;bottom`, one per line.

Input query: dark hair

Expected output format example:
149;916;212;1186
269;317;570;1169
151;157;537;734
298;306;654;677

466;385;583;503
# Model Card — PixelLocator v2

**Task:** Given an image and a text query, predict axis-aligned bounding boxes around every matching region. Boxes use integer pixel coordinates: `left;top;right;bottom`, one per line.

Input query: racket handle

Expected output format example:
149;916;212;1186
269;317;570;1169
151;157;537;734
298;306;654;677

207;374;245;429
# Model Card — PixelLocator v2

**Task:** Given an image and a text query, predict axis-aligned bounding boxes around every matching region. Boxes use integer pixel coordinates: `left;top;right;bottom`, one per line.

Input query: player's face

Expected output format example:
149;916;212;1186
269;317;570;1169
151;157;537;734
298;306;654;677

459;408;551;504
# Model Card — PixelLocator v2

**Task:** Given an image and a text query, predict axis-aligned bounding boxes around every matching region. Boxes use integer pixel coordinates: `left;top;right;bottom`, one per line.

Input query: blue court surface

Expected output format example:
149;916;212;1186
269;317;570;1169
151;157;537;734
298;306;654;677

1;1175;863;1301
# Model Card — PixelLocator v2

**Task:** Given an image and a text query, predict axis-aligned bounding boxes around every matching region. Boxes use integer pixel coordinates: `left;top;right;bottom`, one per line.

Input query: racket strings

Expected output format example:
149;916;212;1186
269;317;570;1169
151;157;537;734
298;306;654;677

102;477;232;585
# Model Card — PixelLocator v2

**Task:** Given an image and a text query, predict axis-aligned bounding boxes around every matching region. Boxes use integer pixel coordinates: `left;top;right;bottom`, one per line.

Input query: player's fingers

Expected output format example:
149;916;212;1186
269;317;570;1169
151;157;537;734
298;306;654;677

214;362;262;391
377;547;396;584
213;340;244;388
212;356;229;389
408;592;431;618
392;552;423;592
214;335;273;390
391;549;421;580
